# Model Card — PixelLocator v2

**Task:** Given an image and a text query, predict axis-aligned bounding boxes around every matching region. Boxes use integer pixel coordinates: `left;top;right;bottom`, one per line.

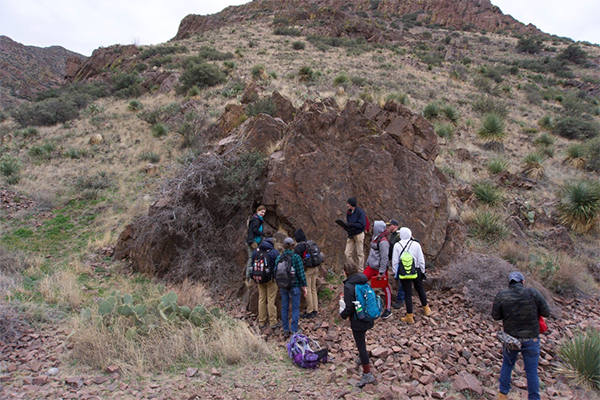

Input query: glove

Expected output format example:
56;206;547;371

339;297;346;314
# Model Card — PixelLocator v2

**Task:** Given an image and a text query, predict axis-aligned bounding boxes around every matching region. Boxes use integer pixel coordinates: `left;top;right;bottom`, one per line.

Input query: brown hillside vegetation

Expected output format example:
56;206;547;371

1;0;599;398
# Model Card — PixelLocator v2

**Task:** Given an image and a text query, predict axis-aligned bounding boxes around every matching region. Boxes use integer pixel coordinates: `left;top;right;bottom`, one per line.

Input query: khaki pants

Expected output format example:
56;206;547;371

305;267;319;314
345;232;365;270
257;280;278;327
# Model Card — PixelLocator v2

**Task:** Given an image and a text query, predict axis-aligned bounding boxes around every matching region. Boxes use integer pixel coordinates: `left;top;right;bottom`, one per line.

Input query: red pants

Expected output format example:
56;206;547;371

364;266;392;311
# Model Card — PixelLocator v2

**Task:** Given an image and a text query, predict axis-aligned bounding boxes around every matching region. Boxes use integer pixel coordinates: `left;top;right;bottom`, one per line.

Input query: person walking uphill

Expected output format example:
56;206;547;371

344;197;367;270
339;262;376;388
363;220;393;319
294;229;321;319
391;227;431;324
246;206;266;274
492;272;550;400
275;238;308;336
247;235;281;331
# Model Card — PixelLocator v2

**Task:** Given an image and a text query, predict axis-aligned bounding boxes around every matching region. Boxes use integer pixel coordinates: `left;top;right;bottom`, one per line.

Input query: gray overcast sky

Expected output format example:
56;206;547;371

0;0;598;57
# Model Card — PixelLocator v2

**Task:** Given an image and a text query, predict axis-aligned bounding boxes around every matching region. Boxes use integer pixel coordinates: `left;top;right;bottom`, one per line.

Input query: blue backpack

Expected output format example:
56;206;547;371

354;283;383;322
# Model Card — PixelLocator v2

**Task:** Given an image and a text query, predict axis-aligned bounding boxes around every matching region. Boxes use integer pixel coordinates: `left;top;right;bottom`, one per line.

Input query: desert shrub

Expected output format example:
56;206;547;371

139;44;188;60
306;35;369;55
535;133;555;147
434;123;454;140
385;92;409;105
138;151;160;163
487;158;509;174
359;91;373;103
11;97;79;127
179;62;226;93
64;148;88;160
477;113;506;144
247;97;276;117
111;73;142;99
479;64;510;83
565;143;586;169
179;47;233;63
28;142;56;160
75;171;113;191
538;115;554;131
333;73;350;87
0;247;28;296
0;111;7;124
472;95;508;117
273;27;302;36
583;137;600;172
557;179;600;234
298;66;314;82
521;151;546;179
557;329;600;390
516;57;573;78
187;86;201;97
250;64;267;80
422;102;440;120
291;41;305;50
0;156;21;184
464;210;509;244
441;105;460;124
350;75;367;87
152;123;168;138
15;127;39;139
516;37;542;54
472;180;503;206
557;44;588;65
222;61;236;73
178;110;207;149
473;75;494;93
554;116;600;140
128;99;143;112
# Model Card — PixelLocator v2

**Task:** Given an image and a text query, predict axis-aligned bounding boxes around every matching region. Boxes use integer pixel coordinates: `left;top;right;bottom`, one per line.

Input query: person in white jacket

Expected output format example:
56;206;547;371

391;227;432;324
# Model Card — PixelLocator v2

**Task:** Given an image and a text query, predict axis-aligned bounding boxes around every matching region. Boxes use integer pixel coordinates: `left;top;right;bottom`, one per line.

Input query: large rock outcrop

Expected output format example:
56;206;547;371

117;95;458;286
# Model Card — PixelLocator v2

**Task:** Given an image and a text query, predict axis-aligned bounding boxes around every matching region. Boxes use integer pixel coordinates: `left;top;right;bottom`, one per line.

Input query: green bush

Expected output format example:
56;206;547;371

477;113;506;143
385;92;409;105
422;102;440;120
298;66;314;82
292;41;305;50
516;37;542;54
522;151;546;179
472;180;503;206
557;180;600;234
250;64;267;80
16;127;39;139
273;27;302;36
465;210;509;243
557;328;600;390
179;62;226;93
538;115;554;131
138;151;160;163
583;137;600;172
333;73;350;87
554;116;600;140
128;99;143;112
139;44;188;60
75;171;113;191
535;133;555;147
152;123;168;138
472;96;508;117
516;57;573;78
442;105;460;124
0;156;21;183
557;44;588;65
434;123;454;140
247;97;276;117
111;73;142;99
487;158;509;174
11;97;79;127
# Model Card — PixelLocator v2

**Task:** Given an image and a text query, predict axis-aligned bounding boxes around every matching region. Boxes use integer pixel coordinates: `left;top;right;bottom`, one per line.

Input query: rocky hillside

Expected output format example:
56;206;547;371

174;0;542;42
0;35;86;108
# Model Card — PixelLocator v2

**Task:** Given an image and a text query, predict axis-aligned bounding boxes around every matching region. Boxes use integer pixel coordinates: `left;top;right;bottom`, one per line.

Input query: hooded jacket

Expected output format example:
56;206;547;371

492;281;550;339
340;273;375;332
246;214;264;245
247;238;280;280
391;227;425;277
293;228;308;258
366;220;390;273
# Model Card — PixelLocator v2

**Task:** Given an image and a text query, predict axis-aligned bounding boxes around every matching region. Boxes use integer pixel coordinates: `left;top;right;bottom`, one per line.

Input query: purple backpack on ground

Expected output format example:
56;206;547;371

287;334;328;369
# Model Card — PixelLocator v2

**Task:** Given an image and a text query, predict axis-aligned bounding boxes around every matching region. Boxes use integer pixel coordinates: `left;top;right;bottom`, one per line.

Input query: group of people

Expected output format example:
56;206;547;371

245;200;551;398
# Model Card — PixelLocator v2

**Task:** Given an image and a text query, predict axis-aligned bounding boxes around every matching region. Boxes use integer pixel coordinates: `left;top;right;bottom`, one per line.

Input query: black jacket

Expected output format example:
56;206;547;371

340;273;375;332
294;228;308;258
388;230;400;261
346;207;366;238
492;282;550;339
246;214;264;245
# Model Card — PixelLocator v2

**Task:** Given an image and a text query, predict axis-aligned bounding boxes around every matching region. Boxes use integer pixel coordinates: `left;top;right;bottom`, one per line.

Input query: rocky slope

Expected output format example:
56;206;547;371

0;35;86;108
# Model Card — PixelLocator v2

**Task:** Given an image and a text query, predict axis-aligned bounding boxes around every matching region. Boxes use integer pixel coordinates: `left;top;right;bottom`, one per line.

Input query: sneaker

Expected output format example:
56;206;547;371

258;324;268;329
356;372;375;388
271;322;282;329
283;331;291;338
381;309;392;319
392;301;404;309
309;311;318;318
291;329;302;335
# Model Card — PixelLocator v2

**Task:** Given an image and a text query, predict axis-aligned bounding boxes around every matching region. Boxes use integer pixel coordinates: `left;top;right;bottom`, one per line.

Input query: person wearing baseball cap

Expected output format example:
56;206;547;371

492;271;550;400
385;219;404;309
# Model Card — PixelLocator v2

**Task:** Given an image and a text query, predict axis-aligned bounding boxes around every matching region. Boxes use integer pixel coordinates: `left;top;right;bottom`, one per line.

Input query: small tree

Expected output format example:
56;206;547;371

557;44;588;65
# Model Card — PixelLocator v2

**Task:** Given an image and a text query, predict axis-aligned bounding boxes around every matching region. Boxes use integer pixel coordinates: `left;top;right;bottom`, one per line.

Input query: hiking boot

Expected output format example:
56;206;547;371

258;324;268;330
401;313;415;324
271;322;282;329
392;301;404;309
291;329;302;335
356;372;375;388
309;311;318;318
300;313;311;319
283;331;291;338
423;305;432;317
381;309;392;319
498;393;508;400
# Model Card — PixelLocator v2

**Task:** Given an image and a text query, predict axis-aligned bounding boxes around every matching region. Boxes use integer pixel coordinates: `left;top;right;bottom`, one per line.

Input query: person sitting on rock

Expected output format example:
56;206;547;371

339;261;376;388
363;220;393;319
294;228;319;319
391;227;431;324
492;271;550;400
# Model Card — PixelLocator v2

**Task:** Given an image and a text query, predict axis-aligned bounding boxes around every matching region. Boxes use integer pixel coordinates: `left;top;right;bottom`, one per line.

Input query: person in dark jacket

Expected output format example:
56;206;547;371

275;238;308;336
245;205;266;279
294;228;319;319
339;262;376;388
248;236;281;330
492;272;550;400
344;197;367;270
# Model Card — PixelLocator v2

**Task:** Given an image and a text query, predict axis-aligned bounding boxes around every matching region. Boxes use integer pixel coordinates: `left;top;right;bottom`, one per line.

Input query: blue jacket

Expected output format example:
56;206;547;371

248;239;279;280
346;206;366;238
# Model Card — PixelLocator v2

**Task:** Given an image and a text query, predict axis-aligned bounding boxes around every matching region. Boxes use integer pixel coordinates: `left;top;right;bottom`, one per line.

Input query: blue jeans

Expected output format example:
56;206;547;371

281;287;301;333
499;337;540;400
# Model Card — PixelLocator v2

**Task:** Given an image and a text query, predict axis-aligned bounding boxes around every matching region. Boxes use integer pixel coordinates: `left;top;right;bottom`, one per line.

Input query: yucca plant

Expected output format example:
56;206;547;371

464;210;509;243
385;92;409;105
0;156;21;178
422;102;440;120
565;143;587;169
472;180;503;206
152;123;168;138
522;151;546;179
138;151;161;163
477;113;506;144
434;123;454;140
128;99;143;112
538;115;554;131
487;157;509;174
556;328;600;390
535;133;555;147
298;66;314;82
442;105;460;124
557;180;600;234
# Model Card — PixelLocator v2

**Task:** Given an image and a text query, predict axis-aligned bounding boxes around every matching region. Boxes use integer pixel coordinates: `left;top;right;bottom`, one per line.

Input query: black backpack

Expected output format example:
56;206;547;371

275;253;294;289
301;241;323;268
251;248;273;283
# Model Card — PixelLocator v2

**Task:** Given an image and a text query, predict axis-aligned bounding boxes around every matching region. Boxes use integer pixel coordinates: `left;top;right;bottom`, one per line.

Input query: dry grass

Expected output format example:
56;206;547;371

0;247;27;297
38;269;83;310
168;278;213;309
69;310;270;375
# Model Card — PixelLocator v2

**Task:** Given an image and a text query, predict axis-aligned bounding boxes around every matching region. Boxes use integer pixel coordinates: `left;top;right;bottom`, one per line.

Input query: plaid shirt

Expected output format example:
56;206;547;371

275;250;307;288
